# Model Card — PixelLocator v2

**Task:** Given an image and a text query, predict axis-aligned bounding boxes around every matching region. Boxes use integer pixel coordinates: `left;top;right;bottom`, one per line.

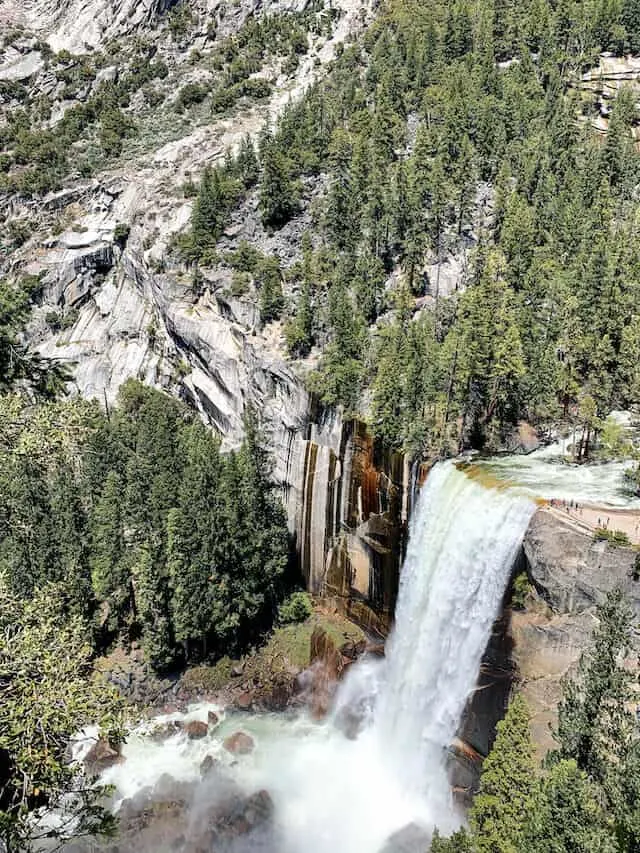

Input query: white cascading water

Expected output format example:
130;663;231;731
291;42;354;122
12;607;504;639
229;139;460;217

86;461;536;853
373;462;536;806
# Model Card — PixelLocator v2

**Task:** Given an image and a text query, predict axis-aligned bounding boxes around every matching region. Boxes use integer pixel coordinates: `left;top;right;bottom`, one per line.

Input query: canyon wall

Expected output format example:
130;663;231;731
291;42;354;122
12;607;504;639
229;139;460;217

286;411;413;636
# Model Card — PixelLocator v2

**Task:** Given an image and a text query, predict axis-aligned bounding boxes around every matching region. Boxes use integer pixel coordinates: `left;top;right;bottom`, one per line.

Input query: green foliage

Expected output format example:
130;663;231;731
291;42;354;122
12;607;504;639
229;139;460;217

168;2;194;39
0;383;291;669
277;591;313;624
180;0;640;454
511;571;530;610
258;255;285;323
593;528;632;546
177;82;209;110
434;594;640;852
259;138;301;229
430;829;473;853
0;579;123;852
599;417;634;460
0;41;171;194
0;277;69;397
522;760;616;853
186;166;238;261
470;693;537;853
114;222;130;247
552;589;635;783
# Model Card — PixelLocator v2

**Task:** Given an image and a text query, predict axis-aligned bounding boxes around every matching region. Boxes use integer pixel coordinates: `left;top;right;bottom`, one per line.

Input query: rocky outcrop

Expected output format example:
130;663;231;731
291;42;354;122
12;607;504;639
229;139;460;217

223;731;255;755
5;0;373;599
523;508;639;613
514;507;640;756
298;624;366;718
0;0;172;52
73;774;276;852
185;719;208;739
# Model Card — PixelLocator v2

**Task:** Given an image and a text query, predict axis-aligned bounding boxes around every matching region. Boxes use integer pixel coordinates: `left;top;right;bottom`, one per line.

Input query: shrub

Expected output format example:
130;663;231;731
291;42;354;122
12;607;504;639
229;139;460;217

594;528;631;547
511;571;530;610
177;82;209;110
277;591;313;625
114;222;130;246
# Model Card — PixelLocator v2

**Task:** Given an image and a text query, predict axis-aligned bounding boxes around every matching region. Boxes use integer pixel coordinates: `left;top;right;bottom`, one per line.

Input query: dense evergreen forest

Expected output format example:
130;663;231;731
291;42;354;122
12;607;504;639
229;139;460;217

0;381;290;670
184;0;640;459
0;380;292;851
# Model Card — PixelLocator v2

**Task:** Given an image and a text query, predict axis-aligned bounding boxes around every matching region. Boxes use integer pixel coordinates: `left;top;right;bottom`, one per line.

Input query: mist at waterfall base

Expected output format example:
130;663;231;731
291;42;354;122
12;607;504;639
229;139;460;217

91;463;535;853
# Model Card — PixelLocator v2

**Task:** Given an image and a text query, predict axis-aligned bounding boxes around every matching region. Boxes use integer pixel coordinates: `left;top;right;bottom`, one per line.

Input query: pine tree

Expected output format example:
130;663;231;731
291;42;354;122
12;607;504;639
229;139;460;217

191;167;228;254
132;541;174;671
237;134;259;188
259;142;300;229
168;422;223;656
470;693;537;853
258;255;285;323
553;589;635;788
622;0;640;51
90;471;129;626
522;760;616;853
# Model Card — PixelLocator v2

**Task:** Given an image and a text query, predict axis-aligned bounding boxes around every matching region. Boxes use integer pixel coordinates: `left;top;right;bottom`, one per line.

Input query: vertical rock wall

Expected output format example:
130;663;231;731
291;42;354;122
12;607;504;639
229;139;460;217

286;411;411;635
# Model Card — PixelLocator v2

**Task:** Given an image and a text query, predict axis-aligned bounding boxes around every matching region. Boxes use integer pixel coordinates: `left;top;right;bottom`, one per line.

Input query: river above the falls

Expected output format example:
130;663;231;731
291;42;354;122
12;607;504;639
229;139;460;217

470;440;640;508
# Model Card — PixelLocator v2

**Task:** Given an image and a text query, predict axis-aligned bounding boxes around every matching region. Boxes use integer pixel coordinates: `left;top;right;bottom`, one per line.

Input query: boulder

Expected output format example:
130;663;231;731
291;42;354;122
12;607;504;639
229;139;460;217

263;681;293;711
149;720;183;742
303;626;346;718
211;789;274;839
84;737;123;774
524;508;639;614
185;720;208;740
235;691;254;710
241;789;274;827
223;731;254;755
207;710;219;727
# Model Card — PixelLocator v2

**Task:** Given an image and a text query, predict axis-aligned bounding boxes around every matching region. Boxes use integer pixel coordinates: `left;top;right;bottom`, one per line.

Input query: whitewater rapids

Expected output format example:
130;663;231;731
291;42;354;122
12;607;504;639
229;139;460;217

91;462;536;853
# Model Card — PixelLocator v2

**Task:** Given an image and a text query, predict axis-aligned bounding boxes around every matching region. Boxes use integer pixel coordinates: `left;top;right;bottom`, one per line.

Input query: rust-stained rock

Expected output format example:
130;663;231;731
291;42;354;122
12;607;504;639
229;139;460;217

185;720;208;740
223;731;255;755
235;691;254;710
304;626;347;718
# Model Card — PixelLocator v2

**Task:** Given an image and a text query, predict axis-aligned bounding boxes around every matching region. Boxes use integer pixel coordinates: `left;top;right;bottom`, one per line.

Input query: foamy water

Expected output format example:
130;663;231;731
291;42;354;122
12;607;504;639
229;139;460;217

87;462;535;853
479;441;640;507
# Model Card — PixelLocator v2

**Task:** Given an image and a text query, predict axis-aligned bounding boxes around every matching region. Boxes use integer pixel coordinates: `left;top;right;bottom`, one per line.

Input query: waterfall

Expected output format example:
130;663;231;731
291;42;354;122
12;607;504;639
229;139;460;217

84;461;536;853
373;461;536;812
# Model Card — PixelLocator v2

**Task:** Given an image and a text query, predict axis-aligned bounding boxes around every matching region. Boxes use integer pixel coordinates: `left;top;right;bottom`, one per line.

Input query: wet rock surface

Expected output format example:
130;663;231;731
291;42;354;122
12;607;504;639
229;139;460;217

185;720;208;740
510;508;640;756
67;770;277;852
524;507;639;614
223;731;255;755
84;738;124;775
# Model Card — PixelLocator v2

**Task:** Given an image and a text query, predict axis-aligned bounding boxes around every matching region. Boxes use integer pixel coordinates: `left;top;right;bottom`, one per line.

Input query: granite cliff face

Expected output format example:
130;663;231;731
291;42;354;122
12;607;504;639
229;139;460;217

513;507;640;754
450;503;640;794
